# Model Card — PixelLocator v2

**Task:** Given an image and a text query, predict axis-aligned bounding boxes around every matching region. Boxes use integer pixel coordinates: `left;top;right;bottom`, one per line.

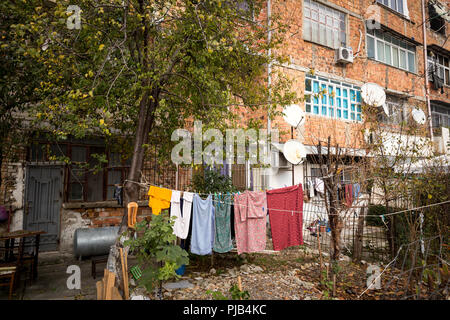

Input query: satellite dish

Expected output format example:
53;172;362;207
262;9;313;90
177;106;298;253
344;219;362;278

412;108;426;125
282;104;305;128
283;140;306;165
361;83;386;107
382;103;390;116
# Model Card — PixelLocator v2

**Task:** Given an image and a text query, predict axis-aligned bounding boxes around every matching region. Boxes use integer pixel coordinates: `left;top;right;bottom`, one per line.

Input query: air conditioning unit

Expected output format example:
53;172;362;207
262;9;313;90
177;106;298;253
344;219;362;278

270;151;291;169
336;47;354;64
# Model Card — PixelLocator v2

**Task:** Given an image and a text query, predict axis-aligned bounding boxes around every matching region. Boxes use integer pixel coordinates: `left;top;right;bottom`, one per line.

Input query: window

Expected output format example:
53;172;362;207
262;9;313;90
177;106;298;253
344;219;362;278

378;97;408;125
303;0;347;49
376;0;408;16
431;104;450;128
428;51;450;86
29;139;130;202
106;152;131;200
367;29;416;73
428;1;447;36
305;75;362;122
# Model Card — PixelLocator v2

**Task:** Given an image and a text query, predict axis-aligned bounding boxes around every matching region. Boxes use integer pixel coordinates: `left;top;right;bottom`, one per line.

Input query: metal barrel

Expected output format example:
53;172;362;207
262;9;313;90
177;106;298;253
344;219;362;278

73;226;120;258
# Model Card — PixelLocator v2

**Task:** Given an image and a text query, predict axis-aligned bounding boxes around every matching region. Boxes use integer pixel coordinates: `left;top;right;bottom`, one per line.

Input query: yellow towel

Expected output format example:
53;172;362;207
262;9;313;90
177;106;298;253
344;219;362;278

148;186;172;215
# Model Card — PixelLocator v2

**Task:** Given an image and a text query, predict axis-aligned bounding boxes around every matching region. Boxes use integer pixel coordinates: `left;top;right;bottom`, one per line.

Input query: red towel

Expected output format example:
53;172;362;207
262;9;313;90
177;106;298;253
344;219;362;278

267;184;303;251
345;184;353;207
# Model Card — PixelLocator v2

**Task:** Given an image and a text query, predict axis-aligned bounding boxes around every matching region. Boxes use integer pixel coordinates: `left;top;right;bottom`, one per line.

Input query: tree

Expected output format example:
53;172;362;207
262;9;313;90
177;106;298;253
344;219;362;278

10;0;294;291
0;0;46;191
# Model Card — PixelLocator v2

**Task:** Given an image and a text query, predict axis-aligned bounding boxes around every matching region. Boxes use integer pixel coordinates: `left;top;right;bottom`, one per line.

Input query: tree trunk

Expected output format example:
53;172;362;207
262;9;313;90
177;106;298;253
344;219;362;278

105;91;157;296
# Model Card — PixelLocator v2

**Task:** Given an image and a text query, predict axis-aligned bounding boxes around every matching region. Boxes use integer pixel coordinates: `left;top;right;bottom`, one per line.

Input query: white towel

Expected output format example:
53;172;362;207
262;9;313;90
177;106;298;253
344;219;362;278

171;191;193;239
170;190;182;237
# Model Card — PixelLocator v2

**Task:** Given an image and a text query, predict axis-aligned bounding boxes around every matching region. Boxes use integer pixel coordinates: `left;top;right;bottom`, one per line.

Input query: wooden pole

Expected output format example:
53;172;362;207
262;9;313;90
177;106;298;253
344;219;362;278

318;228;323;281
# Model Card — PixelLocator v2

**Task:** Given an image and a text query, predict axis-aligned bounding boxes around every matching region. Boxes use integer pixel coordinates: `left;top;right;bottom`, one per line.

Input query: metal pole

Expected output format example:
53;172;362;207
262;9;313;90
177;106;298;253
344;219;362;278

291;126;295;186
421;0;434;141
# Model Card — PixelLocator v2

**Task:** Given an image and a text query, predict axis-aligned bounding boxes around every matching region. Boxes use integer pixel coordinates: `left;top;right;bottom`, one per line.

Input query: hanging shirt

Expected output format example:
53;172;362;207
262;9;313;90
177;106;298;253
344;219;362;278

213;193;233;253
148;186;172;215
234;191;267;255
315;178;324;194
190;194;215;255
267;184;304;251
309;179;315;198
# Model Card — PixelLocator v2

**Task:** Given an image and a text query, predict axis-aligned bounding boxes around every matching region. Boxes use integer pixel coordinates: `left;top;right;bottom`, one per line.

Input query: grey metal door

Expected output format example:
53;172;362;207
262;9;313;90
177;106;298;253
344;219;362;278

25;165;63;251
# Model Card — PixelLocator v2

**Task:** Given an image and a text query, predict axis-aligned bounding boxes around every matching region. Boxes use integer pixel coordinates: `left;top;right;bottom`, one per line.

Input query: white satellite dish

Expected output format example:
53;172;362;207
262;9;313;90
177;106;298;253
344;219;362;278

283;140;306;165
412;108;426;125
382;103;390;116
361;83;386;107
282;104;305;128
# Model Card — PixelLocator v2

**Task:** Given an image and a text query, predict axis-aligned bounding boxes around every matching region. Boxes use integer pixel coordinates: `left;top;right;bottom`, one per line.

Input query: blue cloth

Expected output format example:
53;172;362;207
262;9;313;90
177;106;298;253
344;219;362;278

190;194;215;255
353;183;360;199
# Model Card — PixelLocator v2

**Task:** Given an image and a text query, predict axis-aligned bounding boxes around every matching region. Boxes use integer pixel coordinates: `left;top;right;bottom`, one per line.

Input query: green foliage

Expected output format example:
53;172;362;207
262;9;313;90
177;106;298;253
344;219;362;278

8;0;296;164
229;284;250;300
190;167;239;194
124;213;189;292
206;284;250;300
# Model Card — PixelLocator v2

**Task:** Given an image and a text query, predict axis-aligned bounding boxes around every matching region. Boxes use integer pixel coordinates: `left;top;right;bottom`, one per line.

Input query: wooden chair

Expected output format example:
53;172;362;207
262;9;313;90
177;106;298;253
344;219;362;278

0;266;16;300
0;243;23;299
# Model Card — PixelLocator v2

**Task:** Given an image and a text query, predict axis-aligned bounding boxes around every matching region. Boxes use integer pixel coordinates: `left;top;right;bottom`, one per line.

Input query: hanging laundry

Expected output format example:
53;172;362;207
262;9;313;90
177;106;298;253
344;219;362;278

308;179;315;198
148;186;172;215
314;178;324;194
353;183;360;199
171;191;193;239
113;185;123;206
345;184;353;207
177;192;194;239
234;190;267;255
213;193;233;253
190;194;215;255
267;184;303;251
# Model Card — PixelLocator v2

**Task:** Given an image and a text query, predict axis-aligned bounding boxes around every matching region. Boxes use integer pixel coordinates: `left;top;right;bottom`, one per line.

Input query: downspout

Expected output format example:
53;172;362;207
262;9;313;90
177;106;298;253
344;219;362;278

422;0;434;141
267;0;272;136
267;0;272;189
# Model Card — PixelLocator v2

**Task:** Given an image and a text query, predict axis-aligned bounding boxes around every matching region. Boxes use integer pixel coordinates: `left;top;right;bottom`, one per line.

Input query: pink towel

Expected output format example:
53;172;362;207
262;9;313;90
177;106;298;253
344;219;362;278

234;191;267;255
267;184;303;251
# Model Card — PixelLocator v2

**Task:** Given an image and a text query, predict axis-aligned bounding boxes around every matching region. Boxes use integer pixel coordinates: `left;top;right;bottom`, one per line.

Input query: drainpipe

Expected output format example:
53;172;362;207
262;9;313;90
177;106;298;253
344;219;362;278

267;0;272;189
422;0;434;141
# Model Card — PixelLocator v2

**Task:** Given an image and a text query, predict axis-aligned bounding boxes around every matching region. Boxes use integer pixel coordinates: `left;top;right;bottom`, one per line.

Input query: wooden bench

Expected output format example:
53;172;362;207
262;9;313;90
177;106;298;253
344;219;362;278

91;255;108;279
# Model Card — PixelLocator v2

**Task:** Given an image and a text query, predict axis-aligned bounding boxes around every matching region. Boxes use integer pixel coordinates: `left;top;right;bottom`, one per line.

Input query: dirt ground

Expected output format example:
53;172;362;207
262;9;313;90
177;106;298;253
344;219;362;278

1;245;447;300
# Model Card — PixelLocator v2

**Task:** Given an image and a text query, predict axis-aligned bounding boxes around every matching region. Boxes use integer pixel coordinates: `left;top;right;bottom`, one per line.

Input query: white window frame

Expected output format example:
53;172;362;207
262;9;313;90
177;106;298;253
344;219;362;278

305;75;363;122
376;0;409;17
367;29;416;73
303;0;347;49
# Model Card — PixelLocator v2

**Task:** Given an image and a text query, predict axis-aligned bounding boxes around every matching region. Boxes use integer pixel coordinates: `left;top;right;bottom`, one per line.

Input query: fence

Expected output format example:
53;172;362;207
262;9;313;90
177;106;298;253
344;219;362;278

302;197;391;262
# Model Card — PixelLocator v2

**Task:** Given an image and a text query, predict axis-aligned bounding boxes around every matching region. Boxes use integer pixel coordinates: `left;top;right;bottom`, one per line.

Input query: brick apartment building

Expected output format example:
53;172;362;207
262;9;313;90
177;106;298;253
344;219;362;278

0;0;449;253
258;0;450;190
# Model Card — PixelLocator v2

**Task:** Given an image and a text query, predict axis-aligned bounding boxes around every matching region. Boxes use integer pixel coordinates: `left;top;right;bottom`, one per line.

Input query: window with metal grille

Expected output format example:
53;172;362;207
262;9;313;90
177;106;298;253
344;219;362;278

305;75;362;122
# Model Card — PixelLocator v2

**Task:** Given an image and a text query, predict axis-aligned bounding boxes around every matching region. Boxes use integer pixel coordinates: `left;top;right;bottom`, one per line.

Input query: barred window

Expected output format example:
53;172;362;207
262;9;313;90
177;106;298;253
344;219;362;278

305;75;362;122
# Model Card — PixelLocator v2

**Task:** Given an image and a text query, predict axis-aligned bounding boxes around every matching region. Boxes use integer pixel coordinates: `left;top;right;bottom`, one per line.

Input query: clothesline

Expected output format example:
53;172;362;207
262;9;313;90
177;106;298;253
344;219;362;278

125;179;450;218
